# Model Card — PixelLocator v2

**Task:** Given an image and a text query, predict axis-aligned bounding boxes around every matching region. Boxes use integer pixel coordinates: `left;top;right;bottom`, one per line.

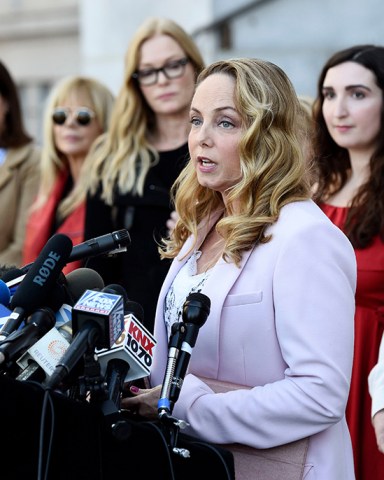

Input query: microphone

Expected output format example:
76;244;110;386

16;324;71;382
18;230;129;275
158;292;211;416
95;286;154;381
0;280;11;307
64;268;105;304
0;280;12;331
0;264;19;280
2;269;27;299
0;308;56;369
44;287;125;390
96;309;156;383
0;234;73;340
0;280;12;330
16;268;105;382
157;322;187;416
2;267;25;290
68;229;131;263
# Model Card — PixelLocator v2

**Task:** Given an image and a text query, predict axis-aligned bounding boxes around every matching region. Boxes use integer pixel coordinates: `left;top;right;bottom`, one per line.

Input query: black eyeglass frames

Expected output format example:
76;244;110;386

132;57;190;86
52;107;96;126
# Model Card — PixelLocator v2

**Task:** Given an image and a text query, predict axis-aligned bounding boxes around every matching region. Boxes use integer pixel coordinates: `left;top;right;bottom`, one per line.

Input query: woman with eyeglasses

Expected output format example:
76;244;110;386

22;76;115;274
82;17;205;332
0;61;40;267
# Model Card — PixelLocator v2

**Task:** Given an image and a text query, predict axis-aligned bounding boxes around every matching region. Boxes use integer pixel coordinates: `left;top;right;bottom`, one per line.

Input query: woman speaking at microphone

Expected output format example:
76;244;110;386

121;58;357;479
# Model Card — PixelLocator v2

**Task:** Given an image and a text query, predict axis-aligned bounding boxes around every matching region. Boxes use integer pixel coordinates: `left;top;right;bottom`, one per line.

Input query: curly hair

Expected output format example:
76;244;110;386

160;58;311;266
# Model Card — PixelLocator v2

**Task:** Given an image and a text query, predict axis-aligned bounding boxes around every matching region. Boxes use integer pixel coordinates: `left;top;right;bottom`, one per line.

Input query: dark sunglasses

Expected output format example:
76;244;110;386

52;107;95;126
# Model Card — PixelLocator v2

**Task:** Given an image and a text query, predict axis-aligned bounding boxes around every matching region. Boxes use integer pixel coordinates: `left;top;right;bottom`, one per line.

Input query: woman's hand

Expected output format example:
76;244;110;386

373;409;384;453
121;384;161;420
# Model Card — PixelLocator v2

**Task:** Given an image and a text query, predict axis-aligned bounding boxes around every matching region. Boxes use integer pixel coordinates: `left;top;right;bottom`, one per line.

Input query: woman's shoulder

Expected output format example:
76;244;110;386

274;200;350;242
278;199;327;223
6;141;40;168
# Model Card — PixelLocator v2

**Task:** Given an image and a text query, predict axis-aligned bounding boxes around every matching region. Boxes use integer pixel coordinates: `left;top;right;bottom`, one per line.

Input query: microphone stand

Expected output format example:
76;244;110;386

157;322;191;459
158;409;191;459
75;348;132;441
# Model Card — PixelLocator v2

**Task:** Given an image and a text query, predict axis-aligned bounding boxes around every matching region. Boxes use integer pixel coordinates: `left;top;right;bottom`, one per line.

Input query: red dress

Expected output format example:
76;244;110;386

321;203;384;480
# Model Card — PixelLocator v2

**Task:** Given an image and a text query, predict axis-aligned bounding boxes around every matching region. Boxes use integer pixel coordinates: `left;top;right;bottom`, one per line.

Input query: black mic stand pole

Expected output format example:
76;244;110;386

76;349;131;441
157;321;191;459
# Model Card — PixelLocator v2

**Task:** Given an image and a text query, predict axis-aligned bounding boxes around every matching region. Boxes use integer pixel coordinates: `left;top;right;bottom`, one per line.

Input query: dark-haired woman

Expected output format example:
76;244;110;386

0;61;40;266
312;44;384;480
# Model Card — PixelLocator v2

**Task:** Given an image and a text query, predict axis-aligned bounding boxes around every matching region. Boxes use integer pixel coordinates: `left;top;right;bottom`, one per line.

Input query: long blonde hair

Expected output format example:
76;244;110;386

34;76;115;218
161;58;311;266
85;17;205;204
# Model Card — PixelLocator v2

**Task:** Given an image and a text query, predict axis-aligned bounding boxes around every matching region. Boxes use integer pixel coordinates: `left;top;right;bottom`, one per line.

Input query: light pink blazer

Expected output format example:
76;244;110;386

150;199;357;479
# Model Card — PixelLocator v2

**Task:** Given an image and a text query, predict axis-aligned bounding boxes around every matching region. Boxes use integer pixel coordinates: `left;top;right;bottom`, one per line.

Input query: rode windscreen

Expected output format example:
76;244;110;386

11;233;73;311
0;234;72;340
158;292;211;416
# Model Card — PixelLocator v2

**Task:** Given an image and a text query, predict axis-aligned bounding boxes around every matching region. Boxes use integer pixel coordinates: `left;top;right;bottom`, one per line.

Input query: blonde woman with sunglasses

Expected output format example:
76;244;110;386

22;76;114;274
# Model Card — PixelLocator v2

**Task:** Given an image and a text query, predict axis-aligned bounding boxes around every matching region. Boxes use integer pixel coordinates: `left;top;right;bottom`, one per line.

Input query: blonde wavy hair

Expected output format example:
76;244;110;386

161;58;312;266
33;76;115;218
85;17;205;204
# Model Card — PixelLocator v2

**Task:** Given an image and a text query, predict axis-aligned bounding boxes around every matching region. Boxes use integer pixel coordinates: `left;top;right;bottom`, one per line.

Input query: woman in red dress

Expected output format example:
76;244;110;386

312;44;384;479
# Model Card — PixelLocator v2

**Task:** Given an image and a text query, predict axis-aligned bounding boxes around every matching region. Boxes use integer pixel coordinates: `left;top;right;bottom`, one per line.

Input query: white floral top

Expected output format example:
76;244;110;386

164;250;211;338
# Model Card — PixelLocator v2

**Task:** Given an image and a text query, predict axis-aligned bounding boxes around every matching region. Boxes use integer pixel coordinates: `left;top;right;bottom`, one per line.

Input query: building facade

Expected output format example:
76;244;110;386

1;0;383;142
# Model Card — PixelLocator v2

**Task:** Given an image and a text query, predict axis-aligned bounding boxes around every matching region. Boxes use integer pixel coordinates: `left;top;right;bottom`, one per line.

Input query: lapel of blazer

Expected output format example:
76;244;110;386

153;211;224;375
153;210;256;380
192;247;255;379
0;145;29;190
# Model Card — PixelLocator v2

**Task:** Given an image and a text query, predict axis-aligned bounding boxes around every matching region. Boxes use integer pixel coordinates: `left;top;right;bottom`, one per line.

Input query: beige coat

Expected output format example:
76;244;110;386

0;142;40;267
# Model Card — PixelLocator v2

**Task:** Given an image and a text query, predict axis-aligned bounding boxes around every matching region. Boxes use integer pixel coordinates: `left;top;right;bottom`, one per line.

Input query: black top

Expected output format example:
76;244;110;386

84;143;189;333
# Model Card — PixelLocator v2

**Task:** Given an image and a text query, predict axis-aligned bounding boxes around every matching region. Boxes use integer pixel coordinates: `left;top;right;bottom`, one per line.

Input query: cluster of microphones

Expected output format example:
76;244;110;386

0;229;157;405
0;228;211;438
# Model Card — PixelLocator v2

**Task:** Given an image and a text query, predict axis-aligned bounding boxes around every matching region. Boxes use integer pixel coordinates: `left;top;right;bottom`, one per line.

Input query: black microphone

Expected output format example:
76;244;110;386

15;269;105;383
157;321;187;416
0;264;17;278
68;229;131;263
1;267;24;283
44;286;125;390
101;283;129;308
63;267;105;305
159;293;211;416
2;268;27;298
0;234;73;340
0;308;56;369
